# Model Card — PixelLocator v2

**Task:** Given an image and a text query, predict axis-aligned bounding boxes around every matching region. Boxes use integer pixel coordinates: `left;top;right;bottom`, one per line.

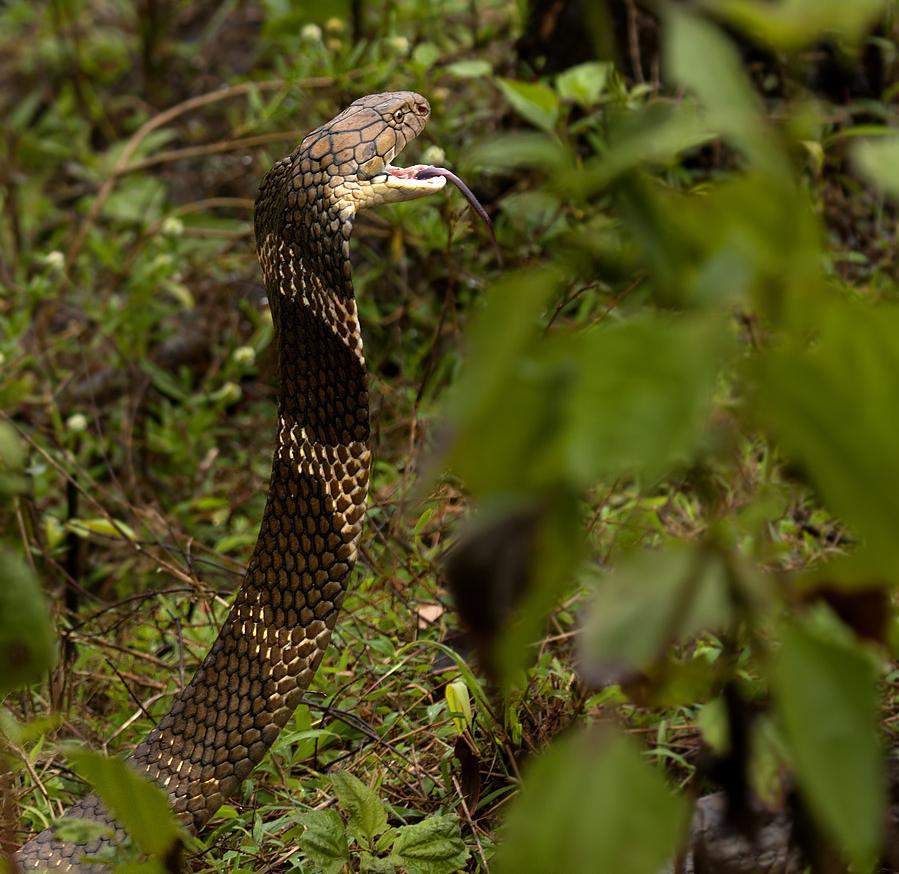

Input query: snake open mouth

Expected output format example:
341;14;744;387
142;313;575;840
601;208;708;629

386;162;497;245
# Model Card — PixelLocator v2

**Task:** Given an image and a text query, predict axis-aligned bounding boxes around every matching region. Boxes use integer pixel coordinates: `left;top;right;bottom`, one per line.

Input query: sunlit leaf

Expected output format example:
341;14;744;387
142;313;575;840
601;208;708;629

496;79;560;133
496;730;688;874
772;619;884;869
556;62;610;108
713;0;887;50
853;134;899;201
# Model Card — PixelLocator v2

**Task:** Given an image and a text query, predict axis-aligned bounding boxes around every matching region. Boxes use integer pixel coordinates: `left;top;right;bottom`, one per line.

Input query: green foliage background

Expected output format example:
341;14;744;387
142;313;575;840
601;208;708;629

3;0;899;871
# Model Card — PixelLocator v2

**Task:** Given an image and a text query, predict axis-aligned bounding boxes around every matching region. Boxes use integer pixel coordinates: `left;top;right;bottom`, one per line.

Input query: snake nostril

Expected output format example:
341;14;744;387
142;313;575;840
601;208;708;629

415;103;428;116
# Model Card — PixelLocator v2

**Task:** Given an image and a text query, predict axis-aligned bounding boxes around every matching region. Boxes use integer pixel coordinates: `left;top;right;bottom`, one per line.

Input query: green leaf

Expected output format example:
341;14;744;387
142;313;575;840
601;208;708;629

713;0;886;51
580;546;732;687
445;59;492;78
66;748;182;859
753;301;899;561
360;852;397;874
101;176;166;224
389;815;469;874
556;62;610;107
495;730;688;874
665;10;785;176
853;135;899;201
0;550;57;696
496;79;560;133
330;770;388;846
294;809;350;874
66;517;137;541
446;310;731;495
771;620;884;869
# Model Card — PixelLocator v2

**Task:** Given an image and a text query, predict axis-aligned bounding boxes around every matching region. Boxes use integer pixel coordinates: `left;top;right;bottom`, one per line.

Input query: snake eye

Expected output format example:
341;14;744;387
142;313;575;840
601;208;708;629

393;109;405;123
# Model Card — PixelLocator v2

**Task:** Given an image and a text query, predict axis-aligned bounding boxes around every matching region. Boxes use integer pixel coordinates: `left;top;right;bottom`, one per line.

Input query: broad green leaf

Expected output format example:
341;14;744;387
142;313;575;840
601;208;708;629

445;681;472;734
581;101;714;194
853;135;899;201
447;307;729;495
496;79;560;133
294;809;350;874
580;546;732;687
330;770;388;846
66;749;182;859
772;620;884;869
754;301;899;561
360;852;396;874
0;550;57;696
495;731;687;874
713;0;886;50
389;815;469;874
556;62;610;107
445;59;492;78
665;10;785;176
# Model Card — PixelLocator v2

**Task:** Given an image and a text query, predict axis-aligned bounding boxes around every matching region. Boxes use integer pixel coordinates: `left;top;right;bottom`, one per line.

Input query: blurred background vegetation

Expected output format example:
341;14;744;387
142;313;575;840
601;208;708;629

5;0;899;871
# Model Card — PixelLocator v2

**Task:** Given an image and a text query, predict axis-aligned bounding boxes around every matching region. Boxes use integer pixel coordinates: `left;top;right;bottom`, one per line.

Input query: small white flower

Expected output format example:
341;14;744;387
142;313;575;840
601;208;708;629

421;145;446;166
301;23;322;41
232;345;256;366
66;413;88;433
161;216;184;236
43;250;65;272
0;352;5;368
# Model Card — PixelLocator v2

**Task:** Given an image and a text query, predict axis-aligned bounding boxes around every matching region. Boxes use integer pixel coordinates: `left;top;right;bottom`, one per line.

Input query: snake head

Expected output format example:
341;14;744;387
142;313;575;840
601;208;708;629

297;91;448;211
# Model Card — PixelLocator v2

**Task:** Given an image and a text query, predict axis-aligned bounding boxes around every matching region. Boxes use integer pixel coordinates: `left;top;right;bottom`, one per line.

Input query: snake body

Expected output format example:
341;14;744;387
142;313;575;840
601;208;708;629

17;91;449;870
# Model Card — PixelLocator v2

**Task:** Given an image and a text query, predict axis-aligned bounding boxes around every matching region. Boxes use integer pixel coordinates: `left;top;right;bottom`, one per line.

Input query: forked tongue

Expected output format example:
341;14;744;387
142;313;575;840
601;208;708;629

414;166;500;258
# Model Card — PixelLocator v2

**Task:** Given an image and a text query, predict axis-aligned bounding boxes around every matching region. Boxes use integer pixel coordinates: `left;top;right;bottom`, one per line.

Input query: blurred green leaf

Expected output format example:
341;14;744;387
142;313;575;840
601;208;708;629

294;809;350;874
556;62;610;108
102;176;166;224
0;421;27;495
713;0;887;50
0;550;56;697
580;546;732;687
496;79;560;133
330;770;388;847
66;517;137;541
66;748;182;859
496;730;687;873
665;10;785;176
853;135;899;200
754;301;899;560
581;101;714;194
772;619;884;869
445;59;491;78
389;815;469;874
447;310;731;495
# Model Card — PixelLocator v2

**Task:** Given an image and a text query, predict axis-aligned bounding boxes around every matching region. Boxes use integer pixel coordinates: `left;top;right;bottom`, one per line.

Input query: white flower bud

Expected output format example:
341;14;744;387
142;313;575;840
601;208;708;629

43;250;65;272
232;345;256;366
301;23;322;41
421;145;446;166
161;216;184;236
66;413;88;433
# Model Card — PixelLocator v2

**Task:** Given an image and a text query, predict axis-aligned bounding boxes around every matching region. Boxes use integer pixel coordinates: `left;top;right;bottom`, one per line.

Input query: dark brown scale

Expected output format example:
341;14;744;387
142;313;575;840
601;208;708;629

17;91;433;872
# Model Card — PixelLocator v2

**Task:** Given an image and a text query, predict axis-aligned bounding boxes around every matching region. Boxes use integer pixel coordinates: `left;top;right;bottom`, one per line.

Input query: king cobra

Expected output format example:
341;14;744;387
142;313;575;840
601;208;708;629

18;91;491;871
